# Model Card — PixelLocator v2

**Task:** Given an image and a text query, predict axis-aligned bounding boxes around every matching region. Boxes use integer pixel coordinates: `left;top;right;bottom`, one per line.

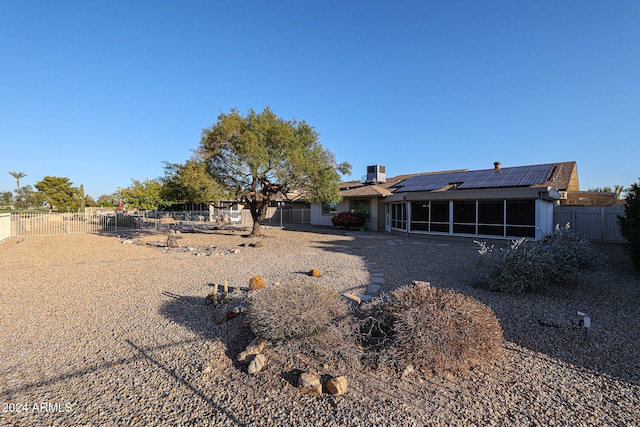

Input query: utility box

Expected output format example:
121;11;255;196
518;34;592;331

366;165;386;184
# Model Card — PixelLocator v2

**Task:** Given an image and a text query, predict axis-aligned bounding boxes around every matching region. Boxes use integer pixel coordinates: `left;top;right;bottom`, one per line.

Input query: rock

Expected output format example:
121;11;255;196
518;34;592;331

215;305;229;324
298;371;322;395
401;364;415;380
249;276;266;290
247;353;266;374
325;376;348;396
166;235;179;248
238;339;267;364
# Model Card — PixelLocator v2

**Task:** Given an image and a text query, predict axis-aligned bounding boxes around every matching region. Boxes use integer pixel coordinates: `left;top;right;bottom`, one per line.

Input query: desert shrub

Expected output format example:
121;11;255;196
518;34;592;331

618;180;640;271
358;282;504;376
475;223;599;293
331;212;366;229
248;281;360;368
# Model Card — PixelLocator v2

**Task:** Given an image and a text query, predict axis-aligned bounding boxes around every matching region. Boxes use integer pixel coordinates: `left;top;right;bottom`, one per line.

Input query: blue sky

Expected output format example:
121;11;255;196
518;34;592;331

1;1;638;198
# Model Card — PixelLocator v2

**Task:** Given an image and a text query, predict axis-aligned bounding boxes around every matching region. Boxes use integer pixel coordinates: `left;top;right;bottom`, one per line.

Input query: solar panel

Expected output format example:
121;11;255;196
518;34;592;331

394;164;554;192
459;164;553;189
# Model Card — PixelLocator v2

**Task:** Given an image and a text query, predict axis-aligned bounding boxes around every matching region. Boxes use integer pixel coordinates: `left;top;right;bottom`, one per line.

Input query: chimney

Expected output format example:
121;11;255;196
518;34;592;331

494;161;501;172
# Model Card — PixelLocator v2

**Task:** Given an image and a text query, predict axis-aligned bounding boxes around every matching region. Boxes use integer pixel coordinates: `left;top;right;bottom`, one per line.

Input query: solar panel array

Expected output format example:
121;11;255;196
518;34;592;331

395;164;554;193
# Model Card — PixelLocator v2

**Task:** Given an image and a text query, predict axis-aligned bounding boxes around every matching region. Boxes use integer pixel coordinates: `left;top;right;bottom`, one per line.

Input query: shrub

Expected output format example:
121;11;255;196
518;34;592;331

331;212;366;229
618;180;640;271
475;223;599;293
358;281;504;375
247;281;360;368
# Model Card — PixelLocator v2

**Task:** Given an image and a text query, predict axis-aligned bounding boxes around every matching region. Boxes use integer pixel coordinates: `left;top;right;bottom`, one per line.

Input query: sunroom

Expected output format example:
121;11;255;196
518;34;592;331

385;163;564;240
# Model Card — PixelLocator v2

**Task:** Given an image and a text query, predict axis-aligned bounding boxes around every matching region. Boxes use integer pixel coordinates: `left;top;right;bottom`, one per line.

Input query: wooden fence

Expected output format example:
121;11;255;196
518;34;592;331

553;205;625;243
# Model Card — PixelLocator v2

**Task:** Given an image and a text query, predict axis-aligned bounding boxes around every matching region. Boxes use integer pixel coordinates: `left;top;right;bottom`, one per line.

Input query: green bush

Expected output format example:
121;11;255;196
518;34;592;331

618;180;640;271
475;223;599;293
358;282;504;376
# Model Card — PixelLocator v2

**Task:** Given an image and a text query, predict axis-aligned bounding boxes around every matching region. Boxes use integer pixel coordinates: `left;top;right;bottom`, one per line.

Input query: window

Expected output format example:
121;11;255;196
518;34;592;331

506;200;536;237
390;203;406;230
350;199;370;220
322;202;337;215
453;201;476;234
478;201;504;236
410;202;429;231
430;201;449;232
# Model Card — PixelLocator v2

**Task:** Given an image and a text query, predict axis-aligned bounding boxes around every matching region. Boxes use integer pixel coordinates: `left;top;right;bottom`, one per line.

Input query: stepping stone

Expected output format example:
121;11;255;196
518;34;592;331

371;277;385;284
367;284;381;294
370;268;384;273
360;294;373;302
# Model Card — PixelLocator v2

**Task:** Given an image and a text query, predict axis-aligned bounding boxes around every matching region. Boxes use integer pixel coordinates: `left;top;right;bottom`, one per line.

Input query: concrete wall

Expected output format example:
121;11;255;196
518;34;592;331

0;213;10;242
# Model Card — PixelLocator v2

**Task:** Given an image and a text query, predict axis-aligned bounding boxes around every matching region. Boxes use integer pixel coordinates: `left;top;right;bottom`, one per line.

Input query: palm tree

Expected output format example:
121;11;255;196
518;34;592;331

9;171;26;192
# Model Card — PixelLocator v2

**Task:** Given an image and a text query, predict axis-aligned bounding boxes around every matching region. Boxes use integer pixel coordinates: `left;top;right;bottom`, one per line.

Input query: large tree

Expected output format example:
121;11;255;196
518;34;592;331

199;107;351;235
34;176;79;211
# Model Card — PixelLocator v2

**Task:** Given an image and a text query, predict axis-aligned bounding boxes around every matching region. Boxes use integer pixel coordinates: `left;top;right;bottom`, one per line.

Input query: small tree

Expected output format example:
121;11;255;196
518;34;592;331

618;179;640;271
199;107;351;235
0;191;13;208
161;157;225;210
120;179;165;211
34;176;79;211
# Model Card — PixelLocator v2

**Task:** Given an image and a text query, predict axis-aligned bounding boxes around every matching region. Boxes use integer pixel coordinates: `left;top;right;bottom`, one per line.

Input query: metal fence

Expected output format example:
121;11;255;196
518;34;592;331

5;207;312;237
9;212;146;236
553;205;625;243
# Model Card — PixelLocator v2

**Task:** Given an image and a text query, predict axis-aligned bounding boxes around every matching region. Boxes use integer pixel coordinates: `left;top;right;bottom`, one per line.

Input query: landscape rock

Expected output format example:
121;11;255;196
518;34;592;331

237;338;267;364
325;376;348;396
401;364;415;380
298;371;322;395
247;353;266;374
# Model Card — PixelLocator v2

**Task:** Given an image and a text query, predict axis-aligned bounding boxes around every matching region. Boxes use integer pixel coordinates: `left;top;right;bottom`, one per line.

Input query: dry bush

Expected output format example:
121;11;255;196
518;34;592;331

358;282;504;376
248;281;361;369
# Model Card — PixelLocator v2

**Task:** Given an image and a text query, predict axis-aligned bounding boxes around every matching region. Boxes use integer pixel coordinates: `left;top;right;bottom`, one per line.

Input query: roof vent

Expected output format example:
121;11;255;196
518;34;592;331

494;161;501;172
366;165;386;184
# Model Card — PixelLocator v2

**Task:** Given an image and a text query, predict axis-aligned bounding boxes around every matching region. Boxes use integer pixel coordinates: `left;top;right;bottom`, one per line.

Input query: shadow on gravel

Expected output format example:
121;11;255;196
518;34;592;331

157;291;254;367
124;339;246;426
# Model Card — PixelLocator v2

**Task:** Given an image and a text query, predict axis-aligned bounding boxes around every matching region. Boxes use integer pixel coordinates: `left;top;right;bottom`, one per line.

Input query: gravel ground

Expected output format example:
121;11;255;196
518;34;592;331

1;225;639;426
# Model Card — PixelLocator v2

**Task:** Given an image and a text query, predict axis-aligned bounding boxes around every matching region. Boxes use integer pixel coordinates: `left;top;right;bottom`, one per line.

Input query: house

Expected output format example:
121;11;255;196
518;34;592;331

311;161;580;240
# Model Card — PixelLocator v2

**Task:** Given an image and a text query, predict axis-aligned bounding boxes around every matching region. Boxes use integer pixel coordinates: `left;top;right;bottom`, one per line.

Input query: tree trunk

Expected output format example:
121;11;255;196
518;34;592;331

251;217;261;236
249;199;268;236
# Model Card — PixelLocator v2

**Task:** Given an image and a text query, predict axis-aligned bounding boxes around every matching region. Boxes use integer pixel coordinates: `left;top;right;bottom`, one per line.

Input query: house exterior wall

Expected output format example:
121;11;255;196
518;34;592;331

310;197;386;230
310;200;350;227
536;199;555;239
